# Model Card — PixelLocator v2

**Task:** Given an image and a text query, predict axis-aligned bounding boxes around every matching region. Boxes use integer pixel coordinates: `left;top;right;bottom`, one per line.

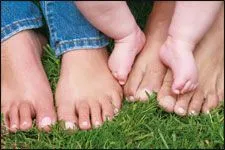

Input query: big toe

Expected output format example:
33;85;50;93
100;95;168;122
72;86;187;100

57;102;78;131
36;101;57;132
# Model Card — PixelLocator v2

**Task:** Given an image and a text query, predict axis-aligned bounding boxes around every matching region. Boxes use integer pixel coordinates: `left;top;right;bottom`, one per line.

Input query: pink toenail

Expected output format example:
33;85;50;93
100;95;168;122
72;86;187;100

11;124;17;129
119;80;125;85
177;107;185;115
94;121;102;128
113;72;118;78
40;117;52;128
22;121;28;127
65;122;77;130
128;96;135;101
174;89;180;94
114;108;119;115
189;110;197;116
81;121;88;127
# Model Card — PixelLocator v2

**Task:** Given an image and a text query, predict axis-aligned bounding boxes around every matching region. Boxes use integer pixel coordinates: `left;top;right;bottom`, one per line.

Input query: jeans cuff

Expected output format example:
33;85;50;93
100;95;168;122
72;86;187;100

1;17;43;42
55;36;109;56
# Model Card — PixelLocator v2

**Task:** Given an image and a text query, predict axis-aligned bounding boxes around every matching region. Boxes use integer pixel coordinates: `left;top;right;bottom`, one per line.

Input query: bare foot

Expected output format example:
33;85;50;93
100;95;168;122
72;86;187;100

124;2;175;101
108;26;146;85
1;30;57;132
55;48;123;130
157;6;224;116
159;35;198;95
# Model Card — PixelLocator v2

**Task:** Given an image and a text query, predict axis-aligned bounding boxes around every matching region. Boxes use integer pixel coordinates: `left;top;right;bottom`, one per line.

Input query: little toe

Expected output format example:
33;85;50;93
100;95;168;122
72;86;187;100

174;92;193;116
111;92;122;114
99;98;114;122
9;105;19;132
188;89;204;116
89;102;102;128
77;102;91;130
19;103;33;131
57;103;78;130
201;94;219;114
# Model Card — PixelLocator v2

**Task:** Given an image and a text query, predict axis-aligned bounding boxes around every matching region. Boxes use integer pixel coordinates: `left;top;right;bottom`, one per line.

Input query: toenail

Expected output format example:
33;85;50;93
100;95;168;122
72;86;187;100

128;96;135;101
177;107;185;115
189;110;197;116
119;80;125;85
22;121;28;127
40;117;52;128
65;122;77;130
81;121;89;127
205;110;210;114
174;89;180;94
94;121;102;128
11;124;17;129
114;108;119;115
113;72;118;78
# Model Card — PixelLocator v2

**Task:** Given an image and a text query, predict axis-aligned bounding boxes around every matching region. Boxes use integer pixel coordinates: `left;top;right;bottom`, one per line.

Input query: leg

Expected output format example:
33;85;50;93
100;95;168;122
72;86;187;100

1;2;56;132
40;2;122;130
158;4;224;116
124;1;175;101
75;1;146;85
159;1;223;94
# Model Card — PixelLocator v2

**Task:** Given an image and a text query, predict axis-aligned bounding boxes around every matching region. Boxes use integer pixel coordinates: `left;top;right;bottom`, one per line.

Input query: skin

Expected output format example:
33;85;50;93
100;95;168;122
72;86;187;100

1;30;57;132
75;1;146;85
125;2;224;115
124;1;175;102
158;5;224;116
55;48;123;130
159;1;222;95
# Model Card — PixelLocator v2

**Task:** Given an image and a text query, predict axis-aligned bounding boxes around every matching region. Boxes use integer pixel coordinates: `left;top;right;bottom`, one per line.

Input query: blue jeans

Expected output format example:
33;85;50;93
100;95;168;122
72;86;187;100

1;1;109;56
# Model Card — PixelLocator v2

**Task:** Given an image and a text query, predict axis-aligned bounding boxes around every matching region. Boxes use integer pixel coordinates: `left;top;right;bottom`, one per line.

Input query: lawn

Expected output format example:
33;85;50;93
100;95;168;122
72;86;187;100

1;1;224;149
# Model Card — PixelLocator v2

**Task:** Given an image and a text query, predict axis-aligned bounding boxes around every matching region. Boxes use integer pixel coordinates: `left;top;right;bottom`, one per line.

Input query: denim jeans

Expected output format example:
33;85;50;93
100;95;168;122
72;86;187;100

1;1;109;56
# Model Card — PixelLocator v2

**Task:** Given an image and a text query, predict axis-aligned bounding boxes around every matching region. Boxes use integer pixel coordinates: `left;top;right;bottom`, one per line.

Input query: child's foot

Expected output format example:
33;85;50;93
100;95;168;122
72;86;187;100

1;30;57;132
159;35;198;94
108;27;146;85
55;48;123;130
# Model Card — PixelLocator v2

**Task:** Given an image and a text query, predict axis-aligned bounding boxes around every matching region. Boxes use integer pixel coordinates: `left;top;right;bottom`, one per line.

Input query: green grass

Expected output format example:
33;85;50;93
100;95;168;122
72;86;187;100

1;1;224;149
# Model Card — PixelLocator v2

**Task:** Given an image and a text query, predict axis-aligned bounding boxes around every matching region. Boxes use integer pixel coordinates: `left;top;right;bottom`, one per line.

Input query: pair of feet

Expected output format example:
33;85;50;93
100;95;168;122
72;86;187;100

1;30;122;132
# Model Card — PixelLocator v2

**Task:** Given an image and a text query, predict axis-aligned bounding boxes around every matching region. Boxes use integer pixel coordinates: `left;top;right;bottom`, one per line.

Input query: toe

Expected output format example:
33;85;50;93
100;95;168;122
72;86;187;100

135;88;151;102
19;103;33;131
174;92;194;116
36;101;57;132
188;89;204;116
111;92;122;114
89;101;102;128
172;77;187;94
76;101;91;130
124;64;145;101
9;105;19;132
99;97;114;121
202;94;219;114
181;80;192;94
57;102;78;130
158;70;177;112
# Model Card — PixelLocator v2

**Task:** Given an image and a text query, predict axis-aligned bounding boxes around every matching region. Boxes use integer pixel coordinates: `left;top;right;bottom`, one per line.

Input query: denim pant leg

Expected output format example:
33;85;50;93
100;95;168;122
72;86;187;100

40;1;109;56
1;1;43;42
